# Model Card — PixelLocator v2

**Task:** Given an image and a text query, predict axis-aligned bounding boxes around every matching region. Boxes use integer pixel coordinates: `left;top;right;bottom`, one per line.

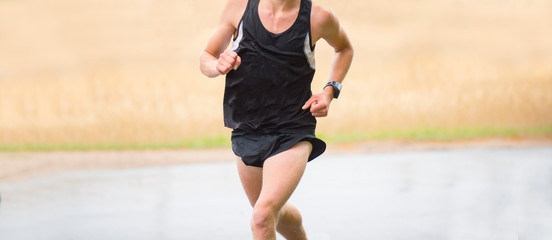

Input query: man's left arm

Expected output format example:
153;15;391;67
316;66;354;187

302;8;353;117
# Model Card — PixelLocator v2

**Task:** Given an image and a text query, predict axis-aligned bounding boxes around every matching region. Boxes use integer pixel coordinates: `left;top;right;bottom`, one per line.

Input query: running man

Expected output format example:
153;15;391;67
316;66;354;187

199;0;352;239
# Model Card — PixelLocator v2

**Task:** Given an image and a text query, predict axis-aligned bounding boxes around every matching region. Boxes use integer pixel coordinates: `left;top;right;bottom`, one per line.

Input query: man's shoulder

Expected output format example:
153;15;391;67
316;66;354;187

225;0;248;14
310;3;339;40
221;0;249;28
311;3;336;28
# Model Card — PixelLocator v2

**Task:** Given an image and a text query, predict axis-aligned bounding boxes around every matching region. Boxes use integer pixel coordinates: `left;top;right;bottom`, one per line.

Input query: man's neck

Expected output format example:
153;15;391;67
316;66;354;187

260;0;299;12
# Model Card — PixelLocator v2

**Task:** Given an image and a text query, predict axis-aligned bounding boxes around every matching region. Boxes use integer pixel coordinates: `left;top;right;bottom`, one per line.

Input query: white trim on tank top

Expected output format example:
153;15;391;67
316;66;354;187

303;33;316;70
231;21;244;52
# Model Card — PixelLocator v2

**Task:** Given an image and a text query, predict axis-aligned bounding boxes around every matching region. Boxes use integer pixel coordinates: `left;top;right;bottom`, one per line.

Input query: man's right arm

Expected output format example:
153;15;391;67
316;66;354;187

200;0;245;78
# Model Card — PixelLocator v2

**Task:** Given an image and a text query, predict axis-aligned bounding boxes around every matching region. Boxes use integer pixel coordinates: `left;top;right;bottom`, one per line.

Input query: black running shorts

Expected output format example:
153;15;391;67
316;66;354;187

231;130;326;167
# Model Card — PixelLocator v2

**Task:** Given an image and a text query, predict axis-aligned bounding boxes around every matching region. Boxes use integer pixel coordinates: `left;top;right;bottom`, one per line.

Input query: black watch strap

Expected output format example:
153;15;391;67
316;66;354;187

324;81;342;99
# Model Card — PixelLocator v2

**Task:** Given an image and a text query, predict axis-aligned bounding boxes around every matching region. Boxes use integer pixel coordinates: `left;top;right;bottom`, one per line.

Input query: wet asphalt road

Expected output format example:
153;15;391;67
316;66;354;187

1;146;551;240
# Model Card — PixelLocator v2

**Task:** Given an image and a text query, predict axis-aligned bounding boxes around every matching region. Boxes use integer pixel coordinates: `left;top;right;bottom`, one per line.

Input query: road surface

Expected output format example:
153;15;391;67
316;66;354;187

1;146;551;239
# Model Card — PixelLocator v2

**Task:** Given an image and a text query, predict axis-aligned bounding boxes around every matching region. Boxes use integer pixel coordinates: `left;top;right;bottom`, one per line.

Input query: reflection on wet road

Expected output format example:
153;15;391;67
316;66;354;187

1;146;551;240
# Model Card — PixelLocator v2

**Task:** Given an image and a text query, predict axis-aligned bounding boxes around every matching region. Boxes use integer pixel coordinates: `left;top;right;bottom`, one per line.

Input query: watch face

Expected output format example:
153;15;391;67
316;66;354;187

330;81;341;98
333;81;342;91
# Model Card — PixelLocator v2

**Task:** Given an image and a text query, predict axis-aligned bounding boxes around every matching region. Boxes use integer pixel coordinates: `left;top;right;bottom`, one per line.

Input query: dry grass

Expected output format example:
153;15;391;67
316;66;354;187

1;0;551;149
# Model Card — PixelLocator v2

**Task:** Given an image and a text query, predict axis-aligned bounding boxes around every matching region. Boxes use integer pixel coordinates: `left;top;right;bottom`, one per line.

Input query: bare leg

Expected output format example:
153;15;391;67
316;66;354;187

276;203;307;240
236;141;312;240
236;158;263;207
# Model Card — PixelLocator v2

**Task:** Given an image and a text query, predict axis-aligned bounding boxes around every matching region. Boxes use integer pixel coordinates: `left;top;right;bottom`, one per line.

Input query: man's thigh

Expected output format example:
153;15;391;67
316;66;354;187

256;141;312;208
236;158;263;206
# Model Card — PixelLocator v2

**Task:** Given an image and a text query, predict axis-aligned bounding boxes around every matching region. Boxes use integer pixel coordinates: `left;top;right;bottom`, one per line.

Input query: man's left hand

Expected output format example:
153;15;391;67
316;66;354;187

302;88;334;117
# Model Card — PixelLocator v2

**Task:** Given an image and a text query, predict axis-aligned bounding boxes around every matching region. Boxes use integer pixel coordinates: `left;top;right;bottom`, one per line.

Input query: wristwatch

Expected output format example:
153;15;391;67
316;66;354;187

324;81;342;99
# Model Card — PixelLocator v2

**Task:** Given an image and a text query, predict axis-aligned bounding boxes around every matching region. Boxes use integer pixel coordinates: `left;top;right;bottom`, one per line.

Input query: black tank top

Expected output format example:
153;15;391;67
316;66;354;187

224;0;317;134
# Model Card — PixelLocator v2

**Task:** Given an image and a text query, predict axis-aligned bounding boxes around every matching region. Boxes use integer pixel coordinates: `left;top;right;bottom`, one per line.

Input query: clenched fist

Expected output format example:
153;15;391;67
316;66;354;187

216;49;242;75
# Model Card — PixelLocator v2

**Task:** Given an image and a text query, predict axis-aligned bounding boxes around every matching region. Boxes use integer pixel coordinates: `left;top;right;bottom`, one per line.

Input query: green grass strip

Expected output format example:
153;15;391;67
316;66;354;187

0;135;231;152
1;125;550;152
317;125;552;143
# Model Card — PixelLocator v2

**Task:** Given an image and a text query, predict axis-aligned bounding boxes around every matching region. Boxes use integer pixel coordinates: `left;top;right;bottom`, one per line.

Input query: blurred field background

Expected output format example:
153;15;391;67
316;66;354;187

0;0;551;151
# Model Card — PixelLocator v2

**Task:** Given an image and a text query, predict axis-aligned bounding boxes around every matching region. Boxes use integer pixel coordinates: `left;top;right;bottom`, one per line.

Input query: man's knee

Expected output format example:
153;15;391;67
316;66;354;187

251;202;279;230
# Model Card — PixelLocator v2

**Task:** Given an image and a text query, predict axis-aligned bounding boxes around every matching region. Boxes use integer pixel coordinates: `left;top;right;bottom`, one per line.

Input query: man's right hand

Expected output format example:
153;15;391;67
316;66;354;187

216;50;242;75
